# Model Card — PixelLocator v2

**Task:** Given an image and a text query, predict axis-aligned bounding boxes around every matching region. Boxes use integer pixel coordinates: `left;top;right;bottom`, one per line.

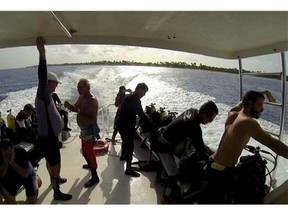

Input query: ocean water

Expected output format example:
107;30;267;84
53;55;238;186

0;65;287;186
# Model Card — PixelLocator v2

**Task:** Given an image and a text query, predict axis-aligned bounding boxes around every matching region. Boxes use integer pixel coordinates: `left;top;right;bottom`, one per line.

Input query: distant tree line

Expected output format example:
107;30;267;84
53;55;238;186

34;60;286;80
56;60;252;74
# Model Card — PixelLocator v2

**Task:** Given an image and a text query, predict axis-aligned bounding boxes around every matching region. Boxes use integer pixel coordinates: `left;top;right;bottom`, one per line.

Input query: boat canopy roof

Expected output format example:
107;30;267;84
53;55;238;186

0;11;287;59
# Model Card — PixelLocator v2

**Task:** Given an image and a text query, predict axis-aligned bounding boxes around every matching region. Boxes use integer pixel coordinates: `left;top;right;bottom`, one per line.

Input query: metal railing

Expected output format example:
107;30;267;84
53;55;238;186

238;52;287;188
97;107;106;139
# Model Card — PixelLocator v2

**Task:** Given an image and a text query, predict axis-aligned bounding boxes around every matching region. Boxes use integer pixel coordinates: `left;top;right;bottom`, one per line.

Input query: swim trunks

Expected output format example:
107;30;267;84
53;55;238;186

79;123;100;141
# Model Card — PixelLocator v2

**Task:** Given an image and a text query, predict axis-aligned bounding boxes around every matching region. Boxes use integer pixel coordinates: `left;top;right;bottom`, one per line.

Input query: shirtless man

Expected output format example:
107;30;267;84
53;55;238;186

15;103;35;143
201;90;288;203
64;78;100;187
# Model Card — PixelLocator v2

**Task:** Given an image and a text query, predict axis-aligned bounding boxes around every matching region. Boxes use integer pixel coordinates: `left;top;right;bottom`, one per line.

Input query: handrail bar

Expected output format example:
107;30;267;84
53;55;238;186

106;104;116;134
97;107;105;138
264;101;282;107
242;72;282;76
265;131;280;138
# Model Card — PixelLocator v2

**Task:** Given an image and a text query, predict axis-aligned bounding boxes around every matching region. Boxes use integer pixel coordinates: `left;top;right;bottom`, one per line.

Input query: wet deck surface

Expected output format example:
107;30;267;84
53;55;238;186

15;132;164;204
8;132;288;206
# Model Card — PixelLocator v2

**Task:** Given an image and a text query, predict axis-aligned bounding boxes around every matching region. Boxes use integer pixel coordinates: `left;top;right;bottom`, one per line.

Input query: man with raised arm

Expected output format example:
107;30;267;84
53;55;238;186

201;90;288;204
35;36;72;201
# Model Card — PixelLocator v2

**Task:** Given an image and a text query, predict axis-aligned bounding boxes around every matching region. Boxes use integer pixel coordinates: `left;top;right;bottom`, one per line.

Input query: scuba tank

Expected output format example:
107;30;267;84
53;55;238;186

150;103;156;113
145;103;156;117
159;107;168;121
6;109;16;132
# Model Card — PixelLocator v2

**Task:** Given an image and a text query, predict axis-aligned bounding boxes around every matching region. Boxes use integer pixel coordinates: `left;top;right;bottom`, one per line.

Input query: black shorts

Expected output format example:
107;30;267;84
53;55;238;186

39;136;61;166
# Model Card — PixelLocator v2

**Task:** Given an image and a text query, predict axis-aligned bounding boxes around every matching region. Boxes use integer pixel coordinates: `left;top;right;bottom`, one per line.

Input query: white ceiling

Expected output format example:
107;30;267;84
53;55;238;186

0;11;287;59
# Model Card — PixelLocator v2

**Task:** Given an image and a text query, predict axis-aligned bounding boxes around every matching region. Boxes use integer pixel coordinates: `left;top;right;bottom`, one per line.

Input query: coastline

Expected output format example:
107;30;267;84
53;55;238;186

27;60;287;81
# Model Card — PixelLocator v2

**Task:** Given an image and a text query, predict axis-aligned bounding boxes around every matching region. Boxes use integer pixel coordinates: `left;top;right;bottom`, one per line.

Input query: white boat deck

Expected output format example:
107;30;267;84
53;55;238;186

8;116;288;205
15;131;164;204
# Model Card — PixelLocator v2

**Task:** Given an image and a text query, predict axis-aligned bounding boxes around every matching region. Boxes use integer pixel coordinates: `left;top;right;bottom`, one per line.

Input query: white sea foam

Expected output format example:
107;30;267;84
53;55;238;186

0;65;287;187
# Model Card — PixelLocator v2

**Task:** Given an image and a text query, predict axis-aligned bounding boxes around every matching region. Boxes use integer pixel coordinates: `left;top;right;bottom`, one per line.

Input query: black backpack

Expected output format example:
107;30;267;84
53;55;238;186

234;153;267;204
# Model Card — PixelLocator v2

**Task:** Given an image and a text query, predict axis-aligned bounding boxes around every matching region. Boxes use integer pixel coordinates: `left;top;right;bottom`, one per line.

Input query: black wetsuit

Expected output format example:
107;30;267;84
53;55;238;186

200;161;236;204
16;110;34;143
35;60;62;166
113;90;126;130
160;108;207;159
117;93;149;167
52;92;69;129
158;108;209;201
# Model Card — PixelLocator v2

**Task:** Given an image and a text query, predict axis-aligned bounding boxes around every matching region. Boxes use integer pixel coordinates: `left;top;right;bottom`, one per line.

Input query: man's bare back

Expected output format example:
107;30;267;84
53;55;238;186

214;110;256;166
213;90;288;167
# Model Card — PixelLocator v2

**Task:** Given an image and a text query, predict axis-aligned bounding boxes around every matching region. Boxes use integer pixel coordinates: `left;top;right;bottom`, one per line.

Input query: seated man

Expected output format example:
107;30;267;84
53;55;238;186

158;101;218;203
15;104;42;167
201;90;288;204
15;103;36;143
52;92;71;131
0;138;41;204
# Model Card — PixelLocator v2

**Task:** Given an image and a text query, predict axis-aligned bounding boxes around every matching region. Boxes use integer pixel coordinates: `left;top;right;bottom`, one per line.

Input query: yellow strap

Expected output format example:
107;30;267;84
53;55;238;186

211;162;226;171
